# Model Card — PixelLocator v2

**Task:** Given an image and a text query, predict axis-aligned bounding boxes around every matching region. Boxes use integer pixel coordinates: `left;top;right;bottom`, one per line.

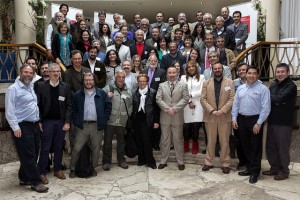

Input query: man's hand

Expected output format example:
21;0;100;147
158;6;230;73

14;129;22;138
107;92;114;98
153;123;159;129
232;121;238;129
167;108;176;117
39;122;43;132
63;123;70;131
253;124;261;134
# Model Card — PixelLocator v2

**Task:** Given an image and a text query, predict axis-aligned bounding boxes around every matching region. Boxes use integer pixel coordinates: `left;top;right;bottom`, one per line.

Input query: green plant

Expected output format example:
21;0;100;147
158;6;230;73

252;0;266;41
0;0;14;44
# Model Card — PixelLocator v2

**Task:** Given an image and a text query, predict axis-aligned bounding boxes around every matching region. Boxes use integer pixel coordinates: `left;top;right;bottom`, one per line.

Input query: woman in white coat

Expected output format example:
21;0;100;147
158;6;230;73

181;60;205;154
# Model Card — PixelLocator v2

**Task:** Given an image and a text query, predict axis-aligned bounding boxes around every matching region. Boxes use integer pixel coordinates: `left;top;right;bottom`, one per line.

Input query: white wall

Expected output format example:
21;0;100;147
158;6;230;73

51;3;83;21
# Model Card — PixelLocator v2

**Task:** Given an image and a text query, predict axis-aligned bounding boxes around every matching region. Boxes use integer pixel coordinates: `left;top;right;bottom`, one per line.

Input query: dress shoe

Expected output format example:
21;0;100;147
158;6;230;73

148;165;157;169
137;162;146;166
19;180;31;186
202;165;213;171
262;170;278;176
118;162;129;169
249;175;258;184
153;146;160;151
91;170;97;177
54;170;66;179
158;164;167;169
236;163;246;170
221;167;231;174
238;169;250;176
69;170;76;178
40;175;49;184
103;164;111;171
274;174;288;181
31;184;49;193
178;165;185;171
202;150;206;154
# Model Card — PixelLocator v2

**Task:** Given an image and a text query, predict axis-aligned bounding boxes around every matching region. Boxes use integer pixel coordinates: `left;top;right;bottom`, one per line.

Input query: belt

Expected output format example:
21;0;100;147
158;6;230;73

21;121;39;125
84;120;96;123
238;114;259;119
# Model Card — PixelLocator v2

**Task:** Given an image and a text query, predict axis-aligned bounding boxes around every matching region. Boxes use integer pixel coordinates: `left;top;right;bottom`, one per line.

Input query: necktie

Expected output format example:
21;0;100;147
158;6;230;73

170;82;175;95
205;48;210;69
148;69;154;87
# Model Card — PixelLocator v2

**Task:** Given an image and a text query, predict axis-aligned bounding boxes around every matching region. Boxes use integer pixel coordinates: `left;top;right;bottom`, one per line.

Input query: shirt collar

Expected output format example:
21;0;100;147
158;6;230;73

50;80;59;87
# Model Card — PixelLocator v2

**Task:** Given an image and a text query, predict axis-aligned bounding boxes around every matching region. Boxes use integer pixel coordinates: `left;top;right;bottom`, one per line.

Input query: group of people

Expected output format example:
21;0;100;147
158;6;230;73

4;3;297;193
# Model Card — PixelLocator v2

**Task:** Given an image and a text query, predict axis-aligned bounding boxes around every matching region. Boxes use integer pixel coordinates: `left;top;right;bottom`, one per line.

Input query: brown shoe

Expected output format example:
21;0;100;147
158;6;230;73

274;174;288;181
54;170;66;179
262;170;278;176
40;175;49;184
221;167;231;174
202;165;213;171
158;164;167;169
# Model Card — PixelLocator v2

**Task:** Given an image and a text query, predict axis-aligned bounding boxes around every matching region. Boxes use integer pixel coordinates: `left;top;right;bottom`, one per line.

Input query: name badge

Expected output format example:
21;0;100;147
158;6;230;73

224;86;231;91
96;57;101;61
95;68;101;71
58;96;65;101
144;51;148;54
162;28;166;31
155;77;160;81
121;94;128;99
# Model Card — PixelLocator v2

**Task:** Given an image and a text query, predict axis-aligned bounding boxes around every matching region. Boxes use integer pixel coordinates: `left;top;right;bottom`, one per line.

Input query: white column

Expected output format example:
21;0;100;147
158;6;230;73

14;0;36;43
261;0;280;41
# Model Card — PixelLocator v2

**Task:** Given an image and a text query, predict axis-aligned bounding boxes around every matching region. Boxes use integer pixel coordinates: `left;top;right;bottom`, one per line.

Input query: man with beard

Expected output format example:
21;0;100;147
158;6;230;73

83;46;107;88
91;11;112;39
107;32;131;62
69;72;112;178
16;57;42;83
5;64;49;193
46;12;65;58
221;7;233;29
122;60;137;92
203;51;231;80
150;12;172;41
36;63;72;183
34;61;50;91
200;63;234;174
145;27;161;49
141;55;167;150
171;12;192;40
160;41;185;71
156;66;189;170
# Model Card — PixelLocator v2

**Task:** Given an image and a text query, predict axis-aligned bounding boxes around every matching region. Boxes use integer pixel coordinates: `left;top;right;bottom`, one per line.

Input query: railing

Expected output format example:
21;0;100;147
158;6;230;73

235;41;300;80
0;43;66;82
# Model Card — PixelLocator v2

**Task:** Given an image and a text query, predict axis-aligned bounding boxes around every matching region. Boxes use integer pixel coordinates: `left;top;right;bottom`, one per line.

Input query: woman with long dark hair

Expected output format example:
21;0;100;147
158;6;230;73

131;55;143;74
181;60;205;154
192;23;205;50
99;23;113;53
105;49;122;86
75;29;93;55
132;74;158;169
72;20;88;45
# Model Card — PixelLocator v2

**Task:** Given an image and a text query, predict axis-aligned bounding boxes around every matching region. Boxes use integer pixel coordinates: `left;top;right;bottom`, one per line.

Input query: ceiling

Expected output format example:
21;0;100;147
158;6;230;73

46;0;249;24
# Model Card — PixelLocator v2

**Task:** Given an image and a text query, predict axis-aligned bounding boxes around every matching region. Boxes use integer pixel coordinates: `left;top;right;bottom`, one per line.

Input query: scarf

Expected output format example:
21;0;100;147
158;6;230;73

138;86;148;112
59;33;71;66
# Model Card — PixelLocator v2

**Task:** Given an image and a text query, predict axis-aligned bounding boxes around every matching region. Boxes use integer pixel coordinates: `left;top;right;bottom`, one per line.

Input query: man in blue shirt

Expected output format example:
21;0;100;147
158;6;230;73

232;66;271;184
5;64;48;193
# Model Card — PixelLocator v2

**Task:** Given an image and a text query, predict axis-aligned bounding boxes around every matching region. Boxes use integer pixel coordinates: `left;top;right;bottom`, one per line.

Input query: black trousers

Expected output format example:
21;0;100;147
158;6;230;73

233;128;246;165
14;121;41;186
183;122;202;141
133;111;156;166
238;115;263;177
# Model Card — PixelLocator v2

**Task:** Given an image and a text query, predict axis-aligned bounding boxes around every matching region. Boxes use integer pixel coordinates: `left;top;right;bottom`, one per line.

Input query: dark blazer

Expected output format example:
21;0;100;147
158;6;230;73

227;22;249;50
99;36;113;54
199;46;227;73
212;28;236;51
36;80;73;123
73;88;112;131
150;22;172;40
75;42;88;55
140;67;167;91
82;60;107;88
129;23;140;33
160;53;186;71
132;88;159;127
129;43;153;60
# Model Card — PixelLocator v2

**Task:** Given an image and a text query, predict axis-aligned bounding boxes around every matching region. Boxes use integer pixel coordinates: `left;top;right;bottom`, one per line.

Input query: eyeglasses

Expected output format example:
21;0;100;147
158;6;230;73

50;70;61;73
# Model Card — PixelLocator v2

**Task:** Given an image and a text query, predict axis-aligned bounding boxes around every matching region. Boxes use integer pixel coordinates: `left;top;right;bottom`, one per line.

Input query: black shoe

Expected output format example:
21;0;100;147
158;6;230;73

158;164;167;169
238;169;250;176
236;163;246;170
69;170;76;179
170;146;174;150
153;146;160;151
202;150;206;154
249;175;258;184
91;170;97;177
148;165;157;169
137;162;146;166
178;165;185;171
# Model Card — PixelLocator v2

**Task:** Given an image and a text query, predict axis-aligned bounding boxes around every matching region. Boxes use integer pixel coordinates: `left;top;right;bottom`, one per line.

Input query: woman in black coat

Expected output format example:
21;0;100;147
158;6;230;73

132;74;159;169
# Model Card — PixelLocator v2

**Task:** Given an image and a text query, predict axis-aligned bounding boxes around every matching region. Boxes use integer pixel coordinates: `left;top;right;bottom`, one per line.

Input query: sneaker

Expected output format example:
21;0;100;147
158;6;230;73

31;184;49;193
103;164;111;171
69;170;76;179
118;162;129;169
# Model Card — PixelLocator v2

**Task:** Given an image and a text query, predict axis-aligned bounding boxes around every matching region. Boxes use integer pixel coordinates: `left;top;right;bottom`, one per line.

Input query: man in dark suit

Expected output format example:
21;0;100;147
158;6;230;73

156;66;189;170
129;14;141;33
140;55;167;150
129;29;153;61
227;11;249;54
160;41;185;71
34;61;50;92
221;7;234;29
36;63;72;183
82;46;107;88
150;12;171;41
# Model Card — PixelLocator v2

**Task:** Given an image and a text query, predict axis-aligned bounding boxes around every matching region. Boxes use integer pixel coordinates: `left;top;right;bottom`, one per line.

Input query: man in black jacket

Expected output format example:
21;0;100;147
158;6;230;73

36;63;72;184
83;45;107;88
262;63;297;181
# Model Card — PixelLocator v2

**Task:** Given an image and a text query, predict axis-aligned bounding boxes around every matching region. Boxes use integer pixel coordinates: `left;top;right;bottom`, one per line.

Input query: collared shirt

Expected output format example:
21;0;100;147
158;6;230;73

88;59;96;73
83;89;97;121
232;81;271;125
125;72;133;90
5;80;39;131
214;77;223;107
50;80;59;87
233;78;245;91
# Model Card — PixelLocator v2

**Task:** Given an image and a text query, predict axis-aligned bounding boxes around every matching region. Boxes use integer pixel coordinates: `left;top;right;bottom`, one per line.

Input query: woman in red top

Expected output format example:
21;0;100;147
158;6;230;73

75;29;93;55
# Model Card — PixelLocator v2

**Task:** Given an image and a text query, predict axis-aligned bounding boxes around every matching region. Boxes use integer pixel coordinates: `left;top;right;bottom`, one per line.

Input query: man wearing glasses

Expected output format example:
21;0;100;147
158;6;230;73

36;63;72;183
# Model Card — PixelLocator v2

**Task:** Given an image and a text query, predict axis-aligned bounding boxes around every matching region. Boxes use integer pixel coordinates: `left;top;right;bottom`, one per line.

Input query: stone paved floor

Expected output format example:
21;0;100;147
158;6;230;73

0;159;299;200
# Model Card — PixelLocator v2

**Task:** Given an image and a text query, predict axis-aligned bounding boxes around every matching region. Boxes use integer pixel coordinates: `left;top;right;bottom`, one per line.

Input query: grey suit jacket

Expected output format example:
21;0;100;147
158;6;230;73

203;65;232;80
156;81;189;125
106;44;131;62
227;22;249;49
150;22;171;40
